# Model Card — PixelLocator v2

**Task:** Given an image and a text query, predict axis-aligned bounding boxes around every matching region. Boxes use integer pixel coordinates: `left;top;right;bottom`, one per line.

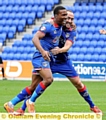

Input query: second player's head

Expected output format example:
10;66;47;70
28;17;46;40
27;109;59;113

53;6;67;26
65;10;75;29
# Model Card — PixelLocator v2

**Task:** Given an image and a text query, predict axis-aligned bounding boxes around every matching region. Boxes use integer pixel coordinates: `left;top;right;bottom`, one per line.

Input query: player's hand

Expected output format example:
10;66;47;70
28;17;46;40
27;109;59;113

99;29;106;34
41;50;51;61
51;47;60;55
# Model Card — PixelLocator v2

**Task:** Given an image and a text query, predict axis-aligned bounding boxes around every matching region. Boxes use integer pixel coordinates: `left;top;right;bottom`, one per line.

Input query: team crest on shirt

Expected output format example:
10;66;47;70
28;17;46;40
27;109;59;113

40;26;46;31
65;33;70;38
42;62;48;67
54;30;57;34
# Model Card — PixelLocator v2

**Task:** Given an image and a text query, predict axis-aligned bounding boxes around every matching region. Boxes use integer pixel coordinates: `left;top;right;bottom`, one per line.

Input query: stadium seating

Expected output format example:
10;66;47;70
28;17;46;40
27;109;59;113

1;0;106;62
0;0;58;44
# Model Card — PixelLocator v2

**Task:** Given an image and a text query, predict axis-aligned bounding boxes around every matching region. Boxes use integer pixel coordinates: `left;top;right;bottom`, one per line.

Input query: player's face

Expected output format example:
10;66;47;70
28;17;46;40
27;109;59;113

55;9;67;26
65;11;74;29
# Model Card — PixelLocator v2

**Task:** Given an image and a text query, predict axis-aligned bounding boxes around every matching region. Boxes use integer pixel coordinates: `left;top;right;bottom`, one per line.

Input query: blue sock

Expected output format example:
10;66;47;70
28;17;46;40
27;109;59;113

21;96;31;111
11;87;32;105
78;85;95;108
30;82;46;102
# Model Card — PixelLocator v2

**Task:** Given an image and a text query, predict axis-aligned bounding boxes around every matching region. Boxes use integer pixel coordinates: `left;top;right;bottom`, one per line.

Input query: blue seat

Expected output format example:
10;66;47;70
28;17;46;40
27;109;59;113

27;54;33;60
27;0;35;6
27;12;36;25
21;0;27;6
13;53;21;60
92;54;99;61
87;47;94;54
74;6;82;13
97;41;105;47
32;5;38;12
88;26;95;34
27;41;34;47
92;33;100;40
91;18;98;27
72;47;80;54
25;47;31;54
0;33;6;42
12;47;17;54
99;34;106;41
74;12;80;20
84;18;91;26
3;12;9;19
77;19;84;26
9;12;16;20
76;41;83;47
77;33;86;41
5;19;12;26
96;4;103;12
83;40;90;47
70;53;77;61
12;5;19;13
76;26;82;34
84;54;92;61
81;25;88;34
13;40;21;47
98;19;105;27
3;47;11;54
101;47;106;54
93;12;101;19
85;33;93;40
80;47;87;54
80;12;87;20
101;11;106;19
89;5;96;13
0;6;6;13
2;0;8;6
99;54;106;62
2;53;8;60
12;19;19;26
90;40;97;48
19;5;26;13
15;12;22;19
82;6;89;12
86;12;94;19
25;5;32;13
7;53;14;60
2;26;9;33
6;6;12;13
54;0;59;4
20;41;27;47
94;47;102;55
0;26;3;33
23;34;33;41
77;53;84;61
20;53;28;60
15;0;21;5
0;19;6;26
9;0;15;5
34;0;40;6
17;47;25;54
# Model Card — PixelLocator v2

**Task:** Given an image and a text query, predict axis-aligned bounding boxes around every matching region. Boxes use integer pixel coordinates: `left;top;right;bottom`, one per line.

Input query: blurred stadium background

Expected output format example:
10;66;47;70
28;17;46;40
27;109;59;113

0;0;106;80
0;0;106;119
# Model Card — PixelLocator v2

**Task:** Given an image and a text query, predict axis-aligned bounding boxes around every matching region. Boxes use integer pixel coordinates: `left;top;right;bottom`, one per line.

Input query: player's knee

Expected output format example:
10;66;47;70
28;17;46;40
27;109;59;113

44;77;53;86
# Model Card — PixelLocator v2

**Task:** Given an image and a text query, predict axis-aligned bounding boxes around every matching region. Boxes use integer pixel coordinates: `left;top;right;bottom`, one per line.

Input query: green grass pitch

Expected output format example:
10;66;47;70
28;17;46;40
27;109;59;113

0;80;105;119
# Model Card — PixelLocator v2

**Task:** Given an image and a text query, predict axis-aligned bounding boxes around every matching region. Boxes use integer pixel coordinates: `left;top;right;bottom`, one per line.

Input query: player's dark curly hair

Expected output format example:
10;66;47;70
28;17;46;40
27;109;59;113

53;6;66;15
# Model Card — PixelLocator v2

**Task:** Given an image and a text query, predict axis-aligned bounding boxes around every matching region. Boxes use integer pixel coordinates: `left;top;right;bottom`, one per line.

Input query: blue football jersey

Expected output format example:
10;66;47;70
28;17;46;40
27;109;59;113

36;21;62;51
55;28;77;62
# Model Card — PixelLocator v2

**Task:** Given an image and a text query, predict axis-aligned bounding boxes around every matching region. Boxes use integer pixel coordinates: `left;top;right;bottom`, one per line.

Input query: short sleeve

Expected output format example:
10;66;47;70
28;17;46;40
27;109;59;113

39;22;51;34
67;30;77;43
